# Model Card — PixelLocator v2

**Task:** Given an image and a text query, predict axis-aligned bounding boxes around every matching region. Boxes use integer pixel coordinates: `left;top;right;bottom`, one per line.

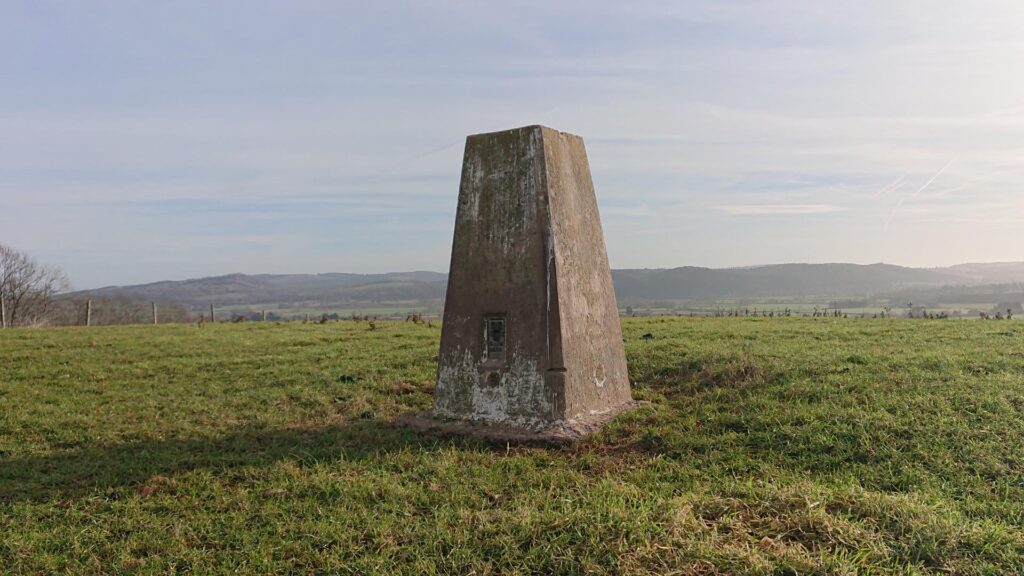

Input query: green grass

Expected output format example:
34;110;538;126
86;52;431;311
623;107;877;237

2;318;1024;574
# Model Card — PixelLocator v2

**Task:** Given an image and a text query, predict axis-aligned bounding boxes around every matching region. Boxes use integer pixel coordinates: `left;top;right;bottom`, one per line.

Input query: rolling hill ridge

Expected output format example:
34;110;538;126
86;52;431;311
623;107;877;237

71;262;1024;308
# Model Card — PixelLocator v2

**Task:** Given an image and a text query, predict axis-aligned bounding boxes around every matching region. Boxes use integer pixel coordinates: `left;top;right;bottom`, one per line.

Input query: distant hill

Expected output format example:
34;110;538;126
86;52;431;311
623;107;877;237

610;263;967;300
70;262;1024;307
936;262;1024;285
75;271;448;306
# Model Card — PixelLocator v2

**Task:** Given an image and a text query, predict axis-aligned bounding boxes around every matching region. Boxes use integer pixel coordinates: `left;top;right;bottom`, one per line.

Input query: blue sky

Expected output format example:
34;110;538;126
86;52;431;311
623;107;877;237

2;1;1023;289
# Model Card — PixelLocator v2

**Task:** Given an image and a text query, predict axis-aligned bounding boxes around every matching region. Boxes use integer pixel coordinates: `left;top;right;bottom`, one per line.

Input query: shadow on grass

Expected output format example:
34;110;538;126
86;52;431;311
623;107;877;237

0;419;477;504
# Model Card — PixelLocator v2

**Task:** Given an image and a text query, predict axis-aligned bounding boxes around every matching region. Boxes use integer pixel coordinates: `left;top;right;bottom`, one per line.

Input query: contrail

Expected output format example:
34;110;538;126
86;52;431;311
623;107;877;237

923;165;1024;199
872;175;905;198
911;157;955;198
884;157;956;230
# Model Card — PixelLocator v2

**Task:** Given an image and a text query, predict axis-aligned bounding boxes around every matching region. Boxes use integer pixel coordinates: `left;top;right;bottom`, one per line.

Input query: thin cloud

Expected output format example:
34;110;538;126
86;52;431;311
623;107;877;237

4;1;1024;286
604;203;654;217
713;204;847;215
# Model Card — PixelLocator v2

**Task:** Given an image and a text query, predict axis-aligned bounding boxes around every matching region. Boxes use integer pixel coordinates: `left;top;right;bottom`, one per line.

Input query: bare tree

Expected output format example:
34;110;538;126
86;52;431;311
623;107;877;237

0;244;70;328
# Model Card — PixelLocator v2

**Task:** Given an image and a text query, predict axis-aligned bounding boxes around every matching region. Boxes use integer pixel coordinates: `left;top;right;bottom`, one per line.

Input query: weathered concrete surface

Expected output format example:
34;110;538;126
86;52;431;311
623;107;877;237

431;125;632;433
401;402;646;444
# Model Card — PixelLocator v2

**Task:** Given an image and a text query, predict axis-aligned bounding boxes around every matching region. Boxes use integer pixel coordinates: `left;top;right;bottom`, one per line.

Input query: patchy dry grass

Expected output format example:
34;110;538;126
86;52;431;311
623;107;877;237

2;318;1024;574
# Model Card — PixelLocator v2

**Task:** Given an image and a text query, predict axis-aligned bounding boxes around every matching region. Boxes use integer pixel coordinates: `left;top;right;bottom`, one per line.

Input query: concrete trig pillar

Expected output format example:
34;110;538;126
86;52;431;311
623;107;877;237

425;125;633;440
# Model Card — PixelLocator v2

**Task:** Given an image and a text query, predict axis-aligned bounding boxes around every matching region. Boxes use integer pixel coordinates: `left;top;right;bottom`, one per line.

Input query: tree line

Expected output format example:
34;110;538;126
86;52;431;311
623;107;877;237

1;244;191;328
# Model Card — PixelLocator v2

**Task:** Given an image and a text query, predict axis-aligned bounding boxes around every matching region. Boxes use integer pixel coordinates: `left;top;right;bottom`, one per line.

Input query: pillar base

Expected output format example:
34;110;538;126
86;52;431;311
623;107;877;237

397;401;641;445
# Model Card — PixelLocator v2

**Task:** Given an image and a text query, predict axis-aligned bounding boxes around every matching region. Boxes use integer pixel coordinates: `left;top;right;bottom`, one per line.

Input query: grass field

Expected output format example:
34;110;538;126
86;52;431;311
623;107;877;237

2;318;1024;574
214;300;440;321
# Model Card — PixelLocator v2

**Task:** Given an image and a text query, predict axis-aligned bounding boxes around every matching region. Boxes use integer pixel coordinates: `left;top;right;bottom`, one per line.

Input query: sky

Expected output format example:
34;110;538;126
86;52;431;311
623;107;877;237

2;1;1023;289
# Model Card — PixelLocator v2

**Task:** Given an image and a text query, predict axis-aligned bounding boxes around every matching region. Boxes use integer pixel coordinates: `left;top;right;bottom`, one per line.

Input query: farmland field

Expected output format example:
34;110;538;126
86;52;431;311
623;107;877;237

2;318;1024;574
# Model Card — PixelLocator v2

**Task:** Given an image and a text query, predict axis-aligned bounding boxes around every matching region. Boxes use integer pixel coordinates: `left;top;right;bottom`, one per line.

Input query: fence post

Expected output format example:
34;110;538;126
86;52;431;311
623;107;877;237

262;309;267;322
0;292;6;329
152;302;158;325
86;299;92;327
209;304;215;323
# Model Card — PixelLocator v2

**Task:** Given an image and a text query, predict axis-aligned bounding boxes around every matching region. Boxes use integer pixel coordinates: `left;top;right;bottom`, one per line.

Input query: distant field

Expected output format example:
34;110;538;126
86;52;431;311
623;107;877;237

621;299;1006;318
212;300;441;321
206;297;1004;322
3;318;1024;574
214;301;442;317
